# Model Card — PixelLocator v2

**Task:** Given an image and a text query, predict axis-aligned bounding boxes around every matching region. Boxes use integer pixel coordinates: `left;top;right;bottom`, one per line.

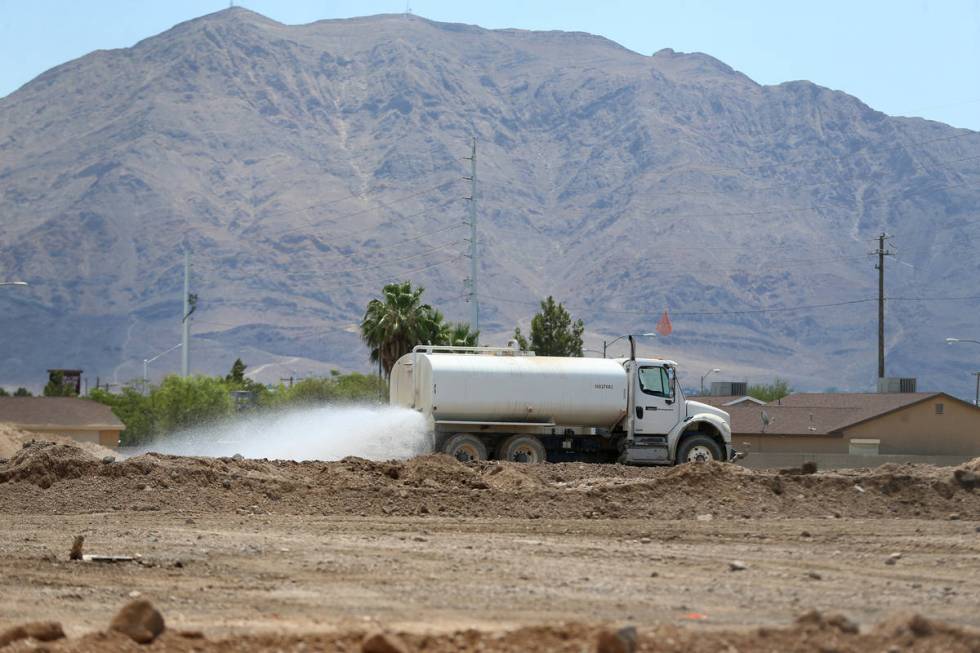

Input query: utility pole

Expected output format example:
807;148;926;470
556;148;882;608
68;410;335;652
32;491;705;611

973;371;980;407
464;138;479;341
181;249;197;377
872;233;893;380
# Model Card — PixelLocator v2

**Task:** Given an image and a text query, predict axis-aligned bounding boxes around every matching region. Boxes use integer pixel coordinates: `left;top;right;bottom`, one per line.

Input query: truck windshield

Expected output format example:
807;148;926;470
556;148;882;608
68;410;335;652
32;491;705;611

638;366;672;398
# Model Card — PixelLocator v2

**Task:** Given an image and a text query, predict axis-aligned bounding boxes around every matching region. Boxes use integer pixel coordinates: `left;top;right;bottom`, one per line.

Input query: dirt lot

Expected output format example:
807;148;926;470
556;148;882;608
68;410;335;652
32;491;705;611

1;439;979;651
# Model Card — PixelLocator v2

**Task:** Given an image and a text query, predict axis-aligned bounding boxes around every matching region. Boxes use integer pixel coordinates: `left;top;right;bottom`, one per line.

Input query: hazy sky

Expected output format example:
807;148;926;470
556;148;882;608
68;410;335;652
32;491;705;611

1;0;978;130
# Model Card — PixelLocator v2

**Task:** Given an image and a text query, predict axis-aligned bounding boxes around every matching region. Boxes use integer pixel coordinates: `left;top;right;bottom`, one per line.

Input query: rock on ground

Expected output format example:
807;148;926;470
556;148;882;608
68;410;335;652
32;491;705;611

109;599;165;644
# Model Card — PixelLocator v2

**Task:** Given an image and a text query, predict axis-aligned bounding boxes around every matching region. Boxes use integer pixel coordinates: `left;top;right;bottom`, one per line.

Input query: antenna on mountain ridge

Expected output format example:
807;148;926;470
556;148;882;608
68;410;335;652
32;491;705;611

405;1;412;15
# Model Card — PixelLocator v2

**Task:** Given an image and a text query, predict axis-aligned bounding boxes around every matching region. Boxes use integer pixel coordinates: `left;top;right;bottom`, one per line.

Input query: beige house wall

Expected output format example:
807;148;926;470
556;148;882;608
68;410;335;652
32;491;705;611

16;426;121;449
732;433;844;454
733;396;980;457
99;430;121;448
843;398;980;456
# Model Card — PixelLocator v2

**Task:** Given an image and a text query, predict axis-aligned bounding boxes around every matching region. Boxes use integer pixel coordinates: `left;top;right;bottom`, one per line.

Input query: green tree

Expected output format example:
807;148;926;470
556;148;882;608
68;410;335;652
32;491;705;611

425;308;478;348
332;371;387;402
266;372;387;407
150;375;233;433
361;281;442;377
13;387;31;397
43;370;77;397
747;378;793;403
513;296;585;357
438;321;479;347
269;377;340;406
0;388;8;397
226;358;247;384
224;358;266;397
88;385;155;446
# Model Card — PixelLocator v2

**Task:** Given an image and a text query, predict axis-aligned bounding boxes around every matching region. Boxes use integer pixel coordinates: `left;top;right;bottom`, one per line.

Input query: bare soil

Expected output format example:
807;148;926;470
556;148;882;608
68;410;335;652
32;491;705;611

1;441;978;520
1;441;979;651
0;425;116;461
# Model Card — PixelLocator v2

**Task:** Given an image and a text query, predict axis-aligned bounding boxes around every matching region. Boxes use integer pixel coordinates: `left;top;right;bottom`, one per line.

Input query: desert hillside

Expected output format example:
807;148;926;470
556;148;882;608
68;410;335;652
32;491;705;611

0;8;978;392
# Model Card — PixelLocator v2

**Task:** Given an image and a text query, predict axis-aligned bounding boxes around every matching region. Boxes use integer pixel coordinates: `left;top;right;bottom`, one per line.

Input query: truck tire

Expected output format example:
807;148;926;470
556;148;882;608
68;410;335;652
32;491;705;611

497;435;547;463
676;434;723;464
442;434;487;462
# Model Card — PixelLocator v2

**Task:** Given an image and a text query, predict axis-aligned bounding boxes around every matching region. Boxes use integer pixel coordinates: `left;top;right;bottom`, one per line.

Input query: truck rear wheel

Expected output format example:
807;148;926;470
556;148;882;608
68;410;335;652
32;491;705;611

497;435;547;463
442;434;487;462
676;434;723;464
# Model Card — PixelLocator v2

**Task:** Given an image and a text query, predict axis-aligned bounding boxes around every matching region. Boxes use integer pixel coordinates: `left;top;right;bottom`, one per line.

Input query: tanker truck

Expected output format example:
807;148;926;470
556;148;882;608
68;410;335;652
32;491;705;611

389;340;737;465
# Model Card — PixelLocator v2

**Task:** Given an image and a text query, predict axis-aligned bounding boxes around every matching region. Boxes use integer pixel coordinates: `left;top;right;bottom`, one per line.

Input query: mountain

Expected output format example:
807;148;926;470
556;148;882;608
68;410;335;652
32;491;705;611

1;8;979;395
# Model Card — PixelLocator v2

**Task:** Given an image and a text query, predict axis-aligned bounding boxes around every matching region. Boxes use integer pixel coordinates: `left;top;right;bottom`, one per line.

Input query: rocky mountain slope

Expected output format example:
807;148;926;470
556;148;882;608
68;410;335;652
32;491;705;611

1;8;978;393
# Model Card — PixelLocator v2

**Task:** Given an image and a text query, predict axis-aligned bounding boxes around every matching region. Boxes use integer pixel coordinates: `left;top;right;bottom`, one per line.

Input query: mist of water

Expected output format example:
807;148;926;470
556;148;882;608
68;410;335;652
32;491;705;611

136;405;431;461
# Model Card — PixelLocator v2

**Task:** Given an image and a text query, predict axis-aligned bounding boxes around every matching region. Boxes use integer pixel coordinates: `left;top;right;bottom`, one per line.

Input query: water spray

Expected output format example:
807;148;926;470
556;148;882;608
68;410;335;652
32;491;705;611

138;405;430;461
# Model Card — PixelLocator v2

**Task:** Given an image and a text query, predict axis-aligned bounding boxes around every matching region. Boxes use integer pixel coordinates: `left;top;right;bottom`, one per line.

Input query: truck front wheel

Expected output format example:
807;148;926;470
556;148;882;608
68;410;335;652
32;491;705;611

442;434;488;462
676;435;723;464
497;435;547;463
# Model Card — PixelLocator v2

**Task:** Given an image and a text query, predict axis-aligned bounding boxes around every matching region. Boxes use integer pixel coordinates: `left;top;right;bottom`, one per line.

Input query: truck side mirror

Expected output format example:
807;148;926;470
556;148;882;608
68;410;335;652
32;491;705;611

635;406;644;419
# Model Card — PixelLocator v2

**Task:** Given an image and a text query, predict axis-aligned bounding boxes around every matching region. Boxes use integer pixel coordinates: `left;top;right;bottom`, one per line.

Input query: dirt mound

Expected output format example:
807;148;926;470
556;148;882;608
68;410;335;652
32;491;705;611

1;442;978;519
9;613;980;652
960;456;980;473
0;424;31;458
0;423;117;460
400;454;482;488
0;440;102;489
482;463;546;491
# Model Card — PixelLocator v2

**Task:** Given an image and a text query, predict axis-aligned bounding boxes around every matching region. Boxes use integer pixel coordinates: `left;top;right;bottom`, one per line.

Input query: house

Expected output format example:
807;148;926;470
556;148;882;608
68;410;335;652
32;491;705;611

711;392;980;465
0;397;124;448
697;395;765;408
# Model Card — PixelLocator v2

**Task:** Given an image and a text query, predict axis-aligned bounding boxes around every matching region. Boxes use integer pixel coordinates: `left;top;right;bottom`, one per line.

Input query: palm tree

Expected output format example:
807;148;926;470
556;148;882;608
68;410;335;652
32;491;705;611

439;321;479;347
360;282;442;378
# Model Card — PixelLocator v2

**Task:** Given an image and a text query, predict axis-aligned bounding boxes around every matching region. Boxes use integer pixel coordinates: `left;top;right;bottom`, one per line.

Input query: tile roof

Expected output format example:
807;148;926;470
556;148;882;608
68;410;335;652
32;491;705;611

694;395;738;406
696;395;765;407
727;404;862;435
0;397;124;430
771;392;935;410
727;392;958;435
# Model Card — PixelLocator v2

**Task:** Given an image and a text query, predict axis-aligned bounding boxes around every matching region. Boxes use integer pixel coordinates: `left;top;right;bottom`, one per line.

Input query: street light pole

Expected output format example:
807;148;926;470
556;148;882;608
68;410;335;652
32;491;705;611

945;338;980;406
700;368;722;395
142;343;182;394
603;332;656;358
946;338;980;346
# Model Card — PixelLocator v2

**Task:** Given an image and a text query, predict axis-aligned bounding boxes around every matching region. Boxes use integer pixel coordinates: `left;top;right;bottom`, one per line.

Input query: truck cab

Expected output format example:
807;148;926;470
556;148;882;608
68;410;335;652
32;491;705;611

622;358;734;465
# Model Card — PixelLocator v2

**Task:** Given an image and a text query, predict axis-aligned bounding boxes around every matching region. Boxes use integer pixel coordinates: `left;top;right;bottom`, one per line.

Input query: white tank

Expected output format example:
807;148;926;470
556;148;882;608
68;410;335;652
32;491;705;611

390;352;628;427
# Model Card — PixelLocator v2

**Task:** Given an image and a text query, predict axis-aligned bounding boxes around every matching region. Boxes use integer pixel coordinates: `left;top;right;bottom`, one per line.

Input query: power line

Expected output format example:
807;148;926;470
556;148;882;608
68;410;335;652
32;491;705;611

482;293;873;317
481;292;980;319
889;294;980;302
653;133;980;179
268;216;467;267
265;202;452;245
469;180;977;258
606;179;974;227
158;180;461;252
480;150;980;205
255;178;460;240
285;238;464;278
283;255;466;295
193;292;980;336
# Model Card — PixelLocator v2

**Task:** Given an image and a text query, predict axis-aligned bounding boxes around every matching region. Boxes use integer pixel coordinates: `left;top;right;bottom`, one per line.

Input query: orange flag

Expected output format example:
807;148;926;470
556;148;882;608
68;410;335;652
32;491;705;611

656;309;672;336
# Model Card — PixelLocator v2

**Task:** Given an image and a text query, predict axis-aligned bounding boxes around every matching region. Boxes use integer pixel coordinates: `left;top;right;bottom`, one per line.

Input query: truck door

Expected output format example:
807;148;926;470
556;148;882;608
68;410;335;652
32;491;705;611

634;365;679;434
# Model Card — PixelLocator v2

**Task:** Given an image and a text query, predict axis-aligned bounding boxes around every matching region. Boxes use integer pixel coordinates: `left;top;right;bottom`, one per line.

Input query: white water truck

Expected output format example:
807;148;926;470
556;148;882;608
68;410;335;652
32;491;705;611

390;339;739;465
